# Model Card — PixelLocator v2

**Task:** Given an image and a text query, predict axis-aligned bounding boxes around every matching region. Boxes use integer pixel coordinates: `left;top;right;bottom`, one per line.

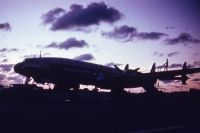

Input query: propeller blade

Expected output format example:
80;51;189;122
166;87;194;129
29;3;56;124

133;67;140;71
114;65;121;71
25;77;29;85
114;65;123;74
124;64;129;71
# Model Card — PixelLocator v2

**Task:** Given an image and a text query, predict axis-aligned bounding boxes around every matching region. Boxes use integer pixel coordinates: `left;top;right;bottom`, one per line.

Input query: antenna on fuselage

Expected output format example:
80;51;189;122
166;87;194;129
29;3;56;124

39;50;42;58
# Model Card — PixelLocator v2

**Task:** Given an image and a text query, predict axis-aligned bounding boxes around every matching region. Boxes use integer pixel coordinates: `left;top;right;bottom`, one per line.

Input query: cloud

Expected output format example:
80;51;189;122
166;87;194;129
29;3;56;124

102;25;167;42
0;74;5;81
192;78;200;82
105;62;123;67
166;26;175;30
153;51;164;57
102;25;137;42
0;48;19;53
169;62;194;69
42;7;65;24
169;63;182;68
45;37;88;50
167;51;179;57
0;72;25;85
42;2;122;31
74;53;94;61
193;61;200;67
0;64;13;72
0;22;11;31
0;59;8;63
165;33;200;45
7;75;24;84
137;32;167;40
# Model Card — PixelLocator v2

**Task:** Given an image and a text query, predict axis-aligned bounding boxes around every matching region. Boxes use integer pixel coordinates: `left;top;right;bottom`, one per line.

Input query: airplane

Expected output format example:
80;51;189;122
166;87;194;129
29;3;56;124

14;57;200;96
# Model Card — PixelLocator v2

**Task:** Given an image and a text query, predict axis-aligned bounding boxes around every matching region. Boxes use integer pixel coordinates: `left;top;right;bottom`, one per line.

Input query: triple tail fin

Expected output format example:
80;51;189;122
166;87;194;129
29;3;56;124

181;62;188;85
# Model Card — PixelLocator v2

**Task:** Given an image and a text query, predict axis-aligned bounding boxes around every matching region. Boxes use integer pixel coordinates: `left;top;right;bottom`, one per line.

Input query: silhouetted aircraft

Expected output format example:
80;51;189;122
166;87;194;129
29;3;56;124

14;57;200;95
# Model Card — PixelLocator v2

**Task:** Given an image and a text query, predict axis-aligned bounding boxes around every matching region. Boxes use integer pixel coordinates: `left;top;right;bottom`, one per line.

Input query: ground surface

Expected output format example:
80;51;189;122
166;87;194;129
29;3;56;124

0;88;200;133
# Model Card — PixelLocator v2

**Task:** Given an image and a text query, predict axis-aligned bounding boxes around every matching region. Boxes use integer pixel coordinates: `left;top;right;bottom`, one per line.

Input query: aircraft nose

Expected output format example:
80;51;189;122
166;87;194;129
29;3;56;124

14;62;23;74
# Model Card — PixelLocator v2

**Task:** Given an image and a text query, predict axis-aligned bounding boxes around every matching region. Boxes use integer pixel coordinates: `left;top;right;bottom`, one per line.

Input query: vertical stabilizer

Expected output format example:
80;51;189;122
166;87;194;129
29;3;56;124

182;62;187;70
182;62;188;85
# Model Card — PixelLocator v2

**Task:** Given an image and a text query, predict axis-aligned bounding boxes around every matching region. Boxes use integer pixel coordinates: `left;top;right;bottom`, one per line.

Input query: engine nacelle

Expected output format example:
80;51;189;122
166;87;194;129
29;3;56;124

173;76;188;85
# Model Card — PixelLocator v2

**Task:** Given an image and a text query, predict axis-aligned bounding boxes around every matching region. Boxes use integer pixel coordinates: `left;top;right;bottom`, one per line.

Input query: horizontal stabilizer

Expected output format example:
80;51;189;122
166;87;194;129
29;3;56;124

114;65;123;74
133;67;140;71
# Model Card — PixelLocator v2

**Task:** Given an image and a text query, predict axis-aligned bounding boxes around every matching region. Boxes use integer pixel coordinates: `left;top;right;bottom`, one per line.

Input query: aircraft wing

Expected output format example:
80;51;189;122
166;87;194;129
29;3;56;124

151;67;200;79
144;62;200;84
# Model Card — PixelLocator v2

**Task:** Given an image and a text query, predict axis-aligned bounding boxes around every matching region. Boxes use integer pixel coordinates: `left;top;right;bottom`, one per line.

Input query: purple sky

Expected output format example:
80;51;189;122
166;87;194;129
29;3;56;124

0;0;200;91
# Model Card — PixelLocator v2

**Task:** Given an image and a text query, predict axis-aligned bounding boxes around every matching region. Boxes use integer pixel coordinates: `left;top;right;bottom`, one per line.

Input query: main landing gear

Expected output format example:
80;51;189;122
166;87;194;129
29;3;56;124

54;83;80;101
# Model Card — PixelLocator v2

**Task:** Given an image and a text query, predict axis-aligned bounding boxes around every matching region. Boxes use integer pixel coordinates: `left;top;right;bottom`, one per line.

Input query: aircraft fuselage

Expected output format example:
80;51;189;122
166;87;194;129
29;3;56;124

14;57;146;90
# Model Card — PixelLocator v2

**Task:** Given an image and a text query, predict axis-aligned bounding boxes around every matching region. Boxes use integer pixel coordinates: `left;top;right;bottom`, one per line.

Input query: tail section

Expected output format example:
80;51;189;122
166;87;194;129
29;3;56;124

182;62;187;70
181;62;188;85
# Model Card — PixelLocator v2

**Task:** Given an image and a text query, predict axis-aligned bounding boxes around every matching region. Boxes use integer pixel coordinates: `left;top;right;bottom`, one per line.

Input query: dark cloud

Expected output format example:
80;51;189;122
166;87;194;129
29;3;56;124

192;78;200;82
169;63;182;68
153;51;164;57
74;54;94;61
137;32;167;40
0;64;13;72
188;64;194;68
102;25;167;42
0;59;8;63
0;22;11;31
45;37;88;50
0;48;19;53
166;26;175;30
42;2;122;31
42;8;65;24
105;62;123;67
0;74;5;81
193;53;199;56
161;80;178;84
169;62;194;69
193;61;200;67
102;25;137;42
165;33;200;45
167;51;179;57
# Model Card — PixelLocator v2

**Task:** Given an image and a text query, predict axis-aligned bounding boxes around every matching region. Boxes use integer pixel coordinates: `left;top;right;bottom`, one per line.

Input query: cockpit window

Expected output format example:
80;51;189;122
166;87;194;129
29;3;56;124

24;58;33;62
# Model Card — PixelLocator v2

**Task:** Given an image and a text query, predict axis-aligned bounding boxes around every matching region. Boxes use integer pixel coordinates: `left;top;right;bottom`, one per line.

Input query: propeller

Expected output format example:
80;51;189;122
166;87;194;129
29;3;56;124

124;64;129;71
114;64;140;75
